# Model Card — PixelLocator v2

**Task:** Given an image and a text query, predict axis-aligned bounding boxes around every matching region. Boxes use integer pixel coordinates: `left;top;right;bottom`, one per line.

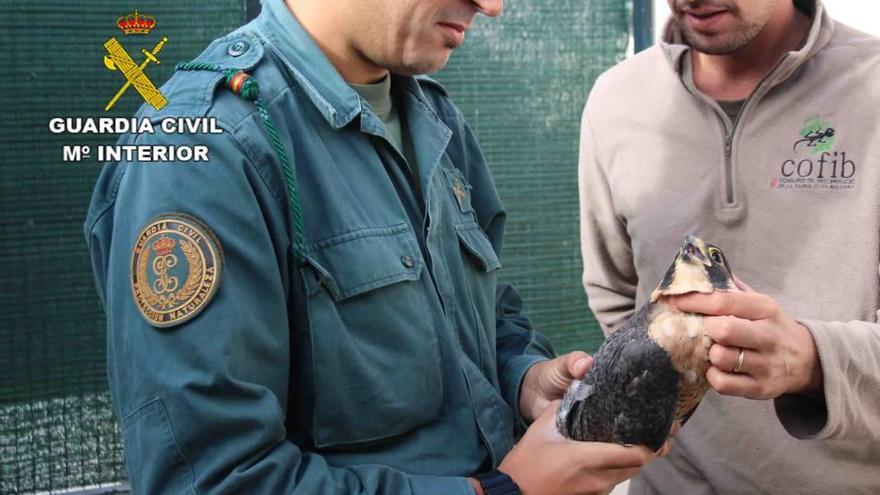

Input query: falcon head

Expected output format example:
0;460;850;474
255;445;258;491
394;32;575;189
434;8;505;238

651;235;734;302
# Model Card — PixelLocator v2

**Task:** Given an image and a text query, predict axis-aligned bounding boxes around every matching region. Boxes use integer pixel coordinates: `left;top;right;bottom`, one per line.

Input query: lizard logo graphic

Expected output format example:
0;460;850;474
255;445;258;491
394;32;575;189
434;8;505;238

793;116;835;154
773;115;856;191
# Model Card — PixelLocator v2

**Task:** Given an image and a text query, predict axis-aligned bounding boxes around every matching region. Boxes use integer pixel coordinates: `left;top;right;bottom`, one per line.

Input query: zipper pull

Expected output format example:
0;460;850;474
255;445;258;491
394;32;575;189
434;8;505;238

724;140;732;157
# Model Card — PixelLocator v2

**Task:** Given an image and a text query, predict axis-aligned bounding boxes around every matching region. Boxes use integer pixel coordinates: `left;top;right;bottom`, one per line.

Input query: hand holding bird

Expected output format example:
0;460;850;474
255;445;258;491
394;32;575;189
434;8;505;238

520;351;593;423
498;400;655;495
669;282;823;400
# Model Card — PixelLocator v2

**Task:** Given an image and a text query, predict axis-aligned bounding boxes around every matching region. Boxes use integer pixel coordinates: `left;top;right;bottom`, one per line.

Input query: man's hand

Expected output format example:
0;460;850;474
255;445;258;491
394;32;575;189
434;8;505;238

490;401;653;495
519;352;592;423
669;281;823;400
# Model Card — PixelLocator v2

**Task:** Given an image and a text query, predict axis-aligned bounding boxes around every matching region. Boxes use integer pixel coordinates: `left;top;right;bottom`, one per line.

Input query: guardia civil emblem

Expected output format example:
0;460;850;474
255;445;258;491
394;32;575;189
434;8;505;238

444;168;473;213
103;10;169;111
130;213;223;328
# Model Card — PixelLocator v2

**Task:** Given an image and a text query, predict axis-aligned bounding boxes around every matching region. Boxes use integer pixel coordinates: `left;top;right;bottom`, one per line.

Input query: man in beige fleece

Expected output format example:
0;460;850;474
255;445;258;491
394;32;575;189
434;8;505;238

579;0;880;493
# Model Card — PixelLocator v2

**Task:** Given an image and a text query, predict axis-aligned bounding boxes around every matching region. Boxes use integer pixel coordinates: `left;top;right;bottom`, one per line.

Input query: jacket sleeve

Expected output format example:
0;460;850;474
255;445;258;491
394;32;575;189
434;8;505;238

774;315;880;443
85;126;475;495
494;284;555;429
578;101;639;336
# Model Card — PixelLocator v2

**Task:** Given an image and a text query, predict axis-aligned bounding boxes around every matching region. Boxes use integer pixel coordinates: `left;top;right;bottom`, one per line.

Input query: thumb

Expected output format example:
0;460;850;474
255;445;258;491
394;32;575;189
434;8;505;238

564;351;593;380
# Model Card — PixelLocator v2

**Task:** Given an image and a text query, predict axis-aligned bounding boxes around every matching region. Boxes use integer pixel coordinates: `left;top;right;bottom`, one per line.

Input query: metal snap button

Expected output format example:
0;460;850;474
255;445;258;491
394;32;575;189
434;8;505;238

401;255;415;268
228;40;249;57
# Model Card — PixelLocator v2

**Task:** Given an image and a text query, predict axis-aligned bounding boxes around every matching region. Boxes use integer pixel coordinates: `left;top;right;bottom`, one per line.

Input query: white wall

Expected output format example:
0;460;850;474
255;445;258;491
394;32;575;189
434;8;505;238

652;0;880;41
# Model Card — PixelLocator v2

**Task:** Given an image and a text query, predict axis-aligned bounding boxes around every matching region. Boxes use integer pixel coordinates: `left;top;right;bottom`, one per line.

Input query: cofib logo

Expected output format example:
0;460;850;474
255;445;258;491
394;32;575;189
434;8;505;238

771;116;855;191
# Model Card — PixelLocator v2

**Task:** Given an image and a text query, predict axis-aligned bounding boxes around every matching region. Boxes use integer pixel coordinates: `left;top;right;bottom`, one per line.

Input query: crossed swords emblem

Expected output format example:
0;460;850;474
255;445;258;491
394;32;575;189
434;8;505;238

103;36;168;111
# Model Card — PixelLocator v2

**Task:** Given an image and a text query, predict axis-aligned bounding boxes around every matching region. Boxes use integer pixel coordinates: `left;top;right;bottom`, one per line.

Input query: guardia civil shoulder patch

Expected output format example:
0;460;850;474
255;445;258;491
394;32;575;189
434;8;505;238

130;213;223;328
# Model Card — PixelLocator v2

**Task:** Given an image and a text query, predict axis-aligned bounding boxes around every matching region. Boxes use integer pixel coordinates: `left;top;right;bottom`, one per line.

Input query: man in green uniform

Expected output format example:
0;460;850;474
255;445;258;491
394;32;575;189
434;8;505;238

85;0;655;493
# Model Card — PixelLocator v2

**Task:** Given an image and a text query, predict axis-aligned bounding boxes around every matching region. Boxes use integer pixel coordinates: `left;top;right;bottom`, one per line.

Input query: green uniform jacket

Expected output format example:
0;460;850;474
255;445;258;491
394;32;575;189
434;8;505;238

85;1;554;493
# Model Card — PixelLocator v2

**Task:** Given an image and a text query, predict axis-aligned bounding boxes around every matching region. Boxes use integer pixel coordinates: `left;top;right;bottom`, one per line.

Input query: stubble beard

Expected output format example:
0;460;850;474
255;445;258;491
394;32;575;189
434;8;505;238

678;18;765;55
384;36;457;76
671;0;771;55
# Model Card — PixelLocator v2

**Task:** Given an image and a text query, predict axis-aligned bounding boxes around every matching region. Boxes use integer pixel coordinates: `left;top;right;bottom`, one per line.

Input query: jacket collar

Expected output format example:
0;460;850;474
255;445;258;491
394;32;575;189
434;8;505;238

255;0;363;129
660;0;834;90
255;0;441;131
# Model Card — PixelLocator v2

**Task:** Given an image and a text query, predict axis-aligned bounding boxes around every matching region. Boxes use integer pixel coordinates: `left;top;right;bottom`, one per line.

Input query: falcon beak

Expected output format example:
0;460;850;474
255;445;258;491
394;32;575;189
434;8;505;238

681;235;711;267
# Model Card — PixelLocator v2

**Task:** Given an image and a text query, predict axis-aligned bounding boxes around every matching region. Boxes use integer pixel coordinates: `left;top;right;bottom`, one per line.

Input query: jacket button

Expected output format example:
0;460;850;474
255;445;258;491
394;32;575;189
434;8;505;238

401;256;415;268
228;40;249;57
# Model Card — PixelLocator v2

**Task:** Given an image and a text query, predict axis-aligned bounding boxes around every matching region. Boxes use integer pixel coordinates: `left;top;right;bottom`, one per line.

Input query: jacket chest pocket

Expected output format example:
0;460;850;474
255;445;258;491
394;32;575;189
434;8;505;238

454;222;502;364
300;223;444;448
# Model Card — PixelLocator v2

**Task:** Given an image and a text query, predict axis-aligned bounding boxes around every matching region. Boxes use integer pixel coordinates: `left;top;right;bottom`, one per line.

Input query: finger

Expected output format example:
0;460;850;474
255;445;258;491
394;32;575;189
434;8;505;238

670;291;777;320
656;439;672;458
704;316;773;350
706;366;761;398
711;345;770;378
708;343;751;373
669;420;681;437
565;351;593;379
572;442;653;470
732;274;754;292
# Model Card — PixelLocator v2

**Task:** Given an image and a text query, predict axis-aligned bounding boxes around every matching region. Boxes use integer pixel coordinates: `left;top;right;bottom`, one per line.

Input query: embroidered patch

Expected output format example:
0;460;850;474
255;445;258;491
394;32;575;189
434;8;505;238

130;213;223;328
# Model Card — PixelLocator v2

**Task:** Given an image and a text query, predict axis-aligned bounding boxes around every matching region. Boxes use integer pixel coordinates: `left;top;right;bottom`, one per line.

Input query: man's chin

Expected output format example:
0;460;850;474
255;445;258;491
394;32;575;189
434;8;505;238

393;53;454;76
683;31;746;55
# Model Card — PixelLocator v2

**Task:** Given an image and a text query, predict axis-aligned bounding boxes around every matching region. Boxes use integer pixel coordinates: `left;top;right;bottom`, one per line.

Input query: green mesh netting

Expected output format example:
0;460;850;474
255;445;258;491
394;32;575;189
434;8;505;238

0;0;631;492
435;0;632;354
0;1;245;492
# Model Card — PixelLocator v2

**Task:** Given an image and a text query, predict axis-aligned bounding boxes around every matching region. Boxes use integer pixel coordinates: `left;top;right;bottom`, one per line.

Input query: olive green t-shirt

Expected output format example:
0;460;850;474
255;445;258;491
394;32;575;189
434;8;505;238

717;99;745;124
349;76;417;180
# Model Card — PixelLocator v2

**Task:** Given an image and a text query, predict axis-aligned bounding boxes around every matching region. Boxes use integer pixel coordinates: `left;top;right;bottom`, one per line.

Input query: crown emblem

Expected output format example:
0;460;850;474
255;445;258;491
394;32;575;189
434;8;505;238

152;236;176;256
117;11;157;35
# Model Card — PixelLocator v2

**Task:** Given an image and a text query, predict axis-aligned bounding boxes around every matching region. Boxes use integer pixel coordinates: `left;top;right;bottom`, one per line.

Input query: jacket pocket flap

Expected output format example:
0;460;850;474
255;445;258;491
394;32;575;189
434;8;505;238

455;223;501;272
305;223;423;301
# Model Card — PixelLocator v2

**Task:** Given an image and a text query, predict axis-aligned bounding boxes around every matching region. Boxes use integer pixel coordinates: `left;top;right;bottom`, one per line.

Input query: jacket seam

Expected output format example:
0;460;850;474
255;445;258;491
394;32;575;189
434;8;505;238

157;397;200;495
232;88;297;213
122;397;200;495
84;166;126;248
305;223;411;252
583;107;628;229
336;271;422;300
256;27;341;124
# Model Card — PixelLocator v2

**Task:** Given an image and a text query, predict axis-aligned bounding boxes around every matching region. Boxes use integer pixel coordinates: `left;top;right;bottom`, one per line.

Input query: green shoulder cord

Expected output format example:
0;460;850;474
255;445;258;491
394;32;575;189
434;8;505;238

176;62;306;267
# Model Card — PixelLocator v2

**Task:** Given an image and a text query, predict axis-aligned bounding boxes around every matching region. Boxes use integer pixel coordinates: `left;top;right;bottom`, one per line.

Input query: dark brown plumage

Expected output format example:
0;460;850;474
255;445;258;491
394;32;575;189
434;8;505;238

557;235;736;450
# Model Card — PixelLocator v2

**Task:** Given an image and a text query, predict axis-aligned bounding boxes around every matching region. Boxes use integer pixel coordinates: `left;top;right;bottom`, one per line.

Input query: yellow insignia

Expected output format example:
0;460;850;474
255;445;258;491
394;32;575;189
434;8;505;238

444;168;473;213
452;177;468;206
103;11;169;111
130;213;223;328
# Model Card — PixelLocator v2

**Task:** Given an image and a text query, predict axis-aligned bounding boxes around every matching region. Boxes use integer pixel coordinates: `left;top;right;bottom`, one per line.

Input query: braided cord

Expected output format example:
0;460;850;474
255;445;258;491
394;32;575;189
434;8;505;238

254;98;306;260
176;62;306;266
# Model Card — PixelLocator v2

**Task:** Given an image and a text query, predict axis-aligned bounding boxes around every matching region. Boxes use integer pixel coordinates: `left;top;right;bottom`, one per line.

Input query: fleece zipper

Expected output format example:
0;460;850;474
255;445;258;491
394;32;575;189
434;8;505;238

697;53;791;207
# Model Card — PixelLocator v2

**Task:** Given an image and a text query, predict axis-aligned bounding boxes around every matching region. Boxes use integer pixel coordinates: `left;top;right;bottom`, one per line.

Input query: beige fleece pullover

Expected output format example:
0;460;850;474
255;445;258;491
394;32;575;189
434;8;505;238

578;1;880;493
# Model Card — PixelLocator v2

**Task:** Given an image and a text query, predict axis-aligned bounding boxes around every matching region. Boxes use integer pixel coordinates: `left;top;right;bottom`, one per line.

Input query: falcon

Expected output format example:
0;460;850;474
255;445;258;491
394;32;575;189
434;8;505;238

557;235;736;451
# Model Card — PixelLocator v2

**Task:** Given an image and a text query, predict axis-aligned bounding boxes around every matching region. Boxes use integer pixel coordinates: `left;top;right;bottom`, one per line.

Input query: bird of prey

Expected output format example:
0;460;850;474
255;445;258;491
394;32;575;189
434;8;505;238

557;235;736;451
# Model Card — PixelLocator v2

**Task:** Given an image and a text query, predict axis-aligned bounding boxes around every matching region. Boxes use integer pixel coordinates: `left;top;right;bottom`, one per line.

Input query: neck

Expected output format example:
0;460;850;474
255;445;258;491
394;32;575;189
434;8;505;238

691;3;811;100
285;0;389;84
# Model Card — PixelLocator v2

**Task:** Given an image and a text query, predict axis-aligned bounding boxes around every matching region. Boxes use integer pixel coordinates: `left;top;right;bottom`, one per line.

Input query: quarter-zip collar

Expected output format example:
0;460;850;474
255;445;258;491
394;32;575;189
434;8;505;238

657;0;834;214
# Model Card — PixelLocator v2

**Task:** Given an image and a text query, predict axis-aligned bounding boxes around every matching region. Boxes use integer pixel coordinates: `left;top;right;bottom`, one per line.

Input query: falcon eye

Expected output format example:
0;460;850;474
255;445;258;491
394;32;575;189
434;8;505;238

708;247;724;265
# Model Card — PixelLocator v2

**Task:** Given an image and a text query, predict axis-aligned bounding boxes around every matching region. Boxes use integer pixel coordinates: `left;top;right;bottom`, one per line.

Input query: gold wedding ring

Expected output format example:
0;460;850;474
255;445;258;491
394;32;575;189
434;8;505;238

733;348;745;373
